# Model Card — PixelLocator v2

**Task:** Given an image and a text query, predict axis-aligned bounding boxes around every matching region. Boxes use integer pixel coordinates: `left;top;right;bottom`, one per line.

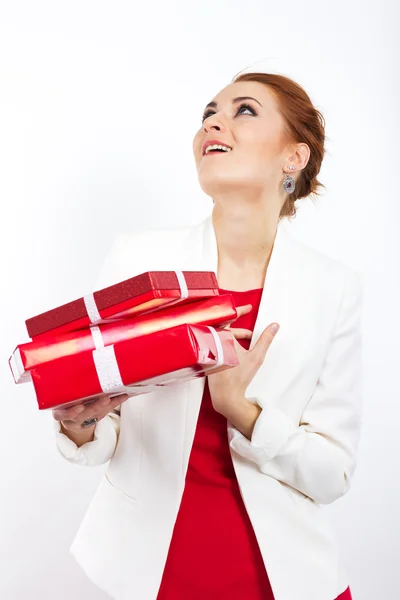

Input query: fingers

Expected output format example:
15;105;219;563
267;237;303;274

250;323;280;363
235;304;253;319
259;323;280;346
52;402;87;422
77;395;125;424
52;393;129;427
230;327;253;340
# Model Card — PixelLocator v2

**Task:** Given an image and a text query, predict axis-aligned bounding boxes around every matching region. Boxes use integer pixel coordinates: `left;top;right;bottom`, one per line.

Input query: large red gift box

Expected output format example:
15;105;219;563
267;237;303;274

10;294;237;384
25;271;219;339
30;324;238;410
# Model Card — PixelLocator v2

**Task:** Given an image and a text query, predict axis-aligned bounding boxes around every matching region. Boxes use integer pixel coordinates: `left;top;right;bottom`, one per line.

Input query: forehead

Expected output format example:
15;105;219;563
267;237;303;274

209;80;278;109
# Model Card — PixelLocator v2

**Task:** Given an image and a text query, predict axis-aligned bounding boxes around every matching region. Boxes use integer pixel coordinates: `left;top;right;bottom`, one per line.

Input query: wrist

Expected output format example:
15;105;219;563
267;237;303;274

60;420;96;433
59;421;96;447
226;397;262;441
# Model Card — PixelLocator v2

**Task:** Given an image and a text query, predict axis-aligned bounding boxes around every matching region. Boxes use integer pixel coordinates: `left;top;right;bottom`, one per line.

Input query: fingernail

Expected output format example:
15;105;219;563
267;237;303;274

271;323;280;333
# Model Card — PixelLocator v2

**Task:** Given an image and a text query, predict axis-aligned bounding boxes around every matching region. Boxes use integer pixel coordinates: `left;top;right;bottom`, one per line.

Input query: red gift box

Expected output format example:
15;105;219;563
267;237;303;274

30;324;239;410
10;294;237;384
25;271;219;339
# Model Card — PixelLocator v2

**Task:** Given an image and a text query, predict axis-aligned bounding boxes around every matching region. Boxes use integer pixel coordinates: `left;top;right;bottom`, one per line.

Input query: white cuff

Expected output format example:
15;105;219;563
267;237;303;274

54;415;118;466
228;396;294;465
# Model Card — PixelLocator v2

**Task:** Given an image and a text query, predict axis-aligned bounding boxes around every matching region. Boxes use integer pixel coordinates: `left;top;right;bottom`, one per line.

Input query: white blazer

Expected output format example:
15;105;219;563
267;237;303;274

54;214;364;600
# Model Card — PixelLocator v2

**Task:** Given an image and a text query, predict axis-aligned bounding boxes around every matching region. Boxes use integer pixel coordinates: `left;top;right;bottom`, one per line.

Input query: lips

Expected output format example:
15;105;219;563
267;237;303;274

202;139;233;156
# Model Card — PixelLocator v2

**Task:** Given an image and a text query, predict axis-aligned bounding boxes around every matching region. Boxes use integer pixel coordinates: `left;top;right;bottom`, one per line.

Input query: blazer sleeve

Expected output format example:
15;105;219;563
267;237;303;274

54;235;125;467
228;269;364;505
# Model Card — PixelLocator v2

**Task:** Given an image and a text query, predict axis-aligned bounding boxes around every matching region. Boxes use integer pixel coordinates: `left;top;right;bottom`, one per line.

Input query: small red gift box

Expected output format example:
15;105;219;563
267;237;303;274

30;324;238;410
10;294;237;384
25;271;219;339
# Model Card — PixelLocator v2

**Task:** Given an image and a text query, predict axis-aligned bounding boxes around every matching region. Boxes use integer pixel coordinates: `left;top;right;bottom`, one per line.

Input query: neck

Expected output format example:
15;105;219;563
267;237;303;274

211;197;281;291
211;197;280;270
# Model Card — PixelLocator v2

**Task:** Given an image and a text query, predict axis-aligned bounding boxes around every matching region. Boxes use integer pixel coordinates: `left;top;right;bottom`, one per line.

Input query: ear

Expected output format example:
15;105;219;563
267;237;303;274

287;142;310;172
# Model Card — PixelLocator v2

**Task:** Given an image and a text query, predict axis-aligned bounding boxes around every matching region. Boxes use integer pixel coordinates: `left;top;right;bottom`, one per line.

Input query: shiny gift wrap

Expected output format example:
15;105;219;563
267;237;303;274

10;294;237;384
30;324;239;410
25;271;219;339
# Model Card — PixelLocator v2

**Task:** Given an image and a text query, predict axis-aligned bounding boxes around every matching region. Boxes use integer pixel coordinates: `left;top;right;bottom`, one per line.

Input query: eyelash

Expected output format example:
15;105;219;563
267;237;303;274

202;102;257;123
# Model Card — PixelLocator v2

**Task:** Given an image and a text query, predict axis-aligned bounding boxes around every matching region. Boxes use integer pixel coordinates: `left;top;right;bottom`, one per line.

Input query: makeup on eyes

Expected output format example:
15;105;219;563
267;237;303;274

202;101;258;123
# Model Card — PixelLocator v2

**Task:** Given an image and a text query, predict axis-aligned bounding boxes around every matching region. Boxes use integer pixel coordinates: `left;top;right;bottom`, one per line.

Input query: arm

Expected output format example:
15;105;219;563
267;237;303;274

54;409;120;466
228;270;364;505
60;422;96;446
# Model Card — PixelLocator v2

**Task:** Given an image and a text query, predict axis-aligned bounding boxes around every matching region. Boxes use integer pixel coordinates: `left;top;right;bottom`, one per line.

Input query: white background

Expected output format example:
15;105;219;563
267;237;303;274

0;1;399;598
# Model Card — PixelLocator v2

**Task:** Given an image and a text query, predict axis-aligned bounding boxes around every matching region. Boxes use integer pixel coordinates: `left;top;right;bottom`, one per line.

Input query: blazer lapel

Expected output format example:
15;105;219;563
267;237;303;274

198;213;293;346
182;214;294;470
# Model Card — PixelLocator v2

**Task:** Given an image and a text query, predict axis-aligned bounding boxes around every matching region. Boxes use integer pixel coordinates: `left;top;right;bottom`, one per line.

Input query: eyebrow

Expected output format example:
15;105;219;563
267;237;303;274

204;96;263;111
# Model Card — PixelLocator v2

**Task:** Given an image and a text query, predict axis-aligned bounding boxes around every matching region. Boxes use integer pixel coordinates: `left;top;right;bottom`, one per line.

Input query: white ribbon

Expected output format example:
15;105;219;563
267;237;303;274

92;345;125;393
174;270;189;299
90;325;104;350
83;293;102;324
205;326;224;368
90;326;125;393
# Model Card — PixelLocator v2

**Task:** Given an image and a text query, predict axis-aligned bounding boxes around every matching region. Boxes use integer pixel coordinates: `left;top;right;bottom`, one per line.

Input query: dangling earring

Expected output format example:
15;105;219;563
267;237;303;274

283;166;296;194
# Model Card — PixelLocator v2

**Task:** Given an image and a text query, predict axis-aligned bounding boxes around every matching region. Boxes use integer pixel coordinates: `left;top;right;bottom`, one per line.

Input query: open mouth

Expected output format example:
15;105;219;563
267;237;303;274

203;144;232;156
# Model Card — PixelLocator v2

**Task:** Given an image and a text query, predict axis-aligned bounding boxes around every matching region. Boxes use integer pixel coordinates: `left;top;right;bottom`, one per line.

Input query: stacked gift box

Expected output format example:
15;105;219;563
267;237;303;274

9;271;239;410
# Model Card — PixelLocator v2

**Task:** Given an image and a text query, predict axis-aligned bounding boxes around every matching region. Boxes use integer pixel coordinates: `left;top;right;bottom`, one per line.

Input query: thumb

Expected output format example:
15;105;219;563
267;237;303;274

251;323;280;361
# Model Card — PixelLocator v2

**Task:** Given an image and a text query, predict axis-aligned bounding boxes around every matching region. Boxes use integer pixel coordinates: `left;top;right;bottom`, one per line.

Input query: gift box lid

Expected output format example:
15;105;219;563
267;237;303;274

26;270;219;339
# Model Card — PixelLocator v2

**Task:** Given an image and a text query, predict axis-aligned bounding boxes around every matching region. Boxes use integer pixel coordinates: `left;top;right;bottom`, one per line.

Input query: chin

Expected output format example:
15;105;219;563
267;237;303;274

198;172;258;197
198;178;235;198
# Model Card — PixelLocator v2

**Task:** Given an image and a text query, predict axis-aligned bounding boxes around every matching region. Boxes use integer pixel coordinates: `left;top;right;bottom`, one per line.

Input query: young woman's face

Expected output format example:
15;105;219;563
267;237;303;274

193;80;291;199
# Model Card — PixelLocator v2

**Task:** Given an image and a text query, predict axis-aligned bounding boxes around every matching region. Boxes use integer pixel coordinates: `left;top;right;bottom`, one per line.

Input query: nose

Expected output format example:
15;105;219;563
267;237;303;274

203;111;227;134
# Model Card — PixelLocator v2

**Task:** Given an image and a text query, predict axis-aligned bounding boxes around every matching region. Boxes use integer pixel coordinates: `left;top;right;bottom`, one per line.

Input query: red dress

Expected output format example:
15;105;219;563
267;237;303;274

157;288;352;600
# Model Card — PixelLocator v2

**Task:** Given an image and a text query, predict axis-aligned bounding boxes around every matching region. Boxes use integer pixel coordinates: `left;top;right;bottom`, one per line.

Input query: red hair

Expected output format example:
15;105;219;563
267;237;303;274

234;72;326;219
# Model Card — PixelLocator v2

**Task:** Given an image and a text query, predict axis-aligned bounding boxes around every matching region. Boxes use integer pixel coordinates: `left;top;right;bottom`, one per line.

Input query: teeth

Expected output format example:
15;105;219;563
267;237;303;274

205;144;232;154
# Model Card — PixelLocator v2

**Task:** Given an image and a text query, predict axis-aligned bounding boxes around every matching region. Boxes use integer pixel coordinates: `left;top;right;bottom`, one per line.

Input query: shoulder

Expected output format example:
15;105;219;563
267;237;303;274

283;225;364;293
117;220;200;253
280;224;364;326
94;219;206;290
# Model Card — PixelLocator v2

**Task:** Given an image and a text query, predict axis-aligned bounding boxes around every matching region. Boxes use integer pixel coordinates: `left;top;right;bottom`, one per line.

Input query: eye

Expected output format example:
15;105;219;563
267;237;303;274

202;102;257;123
236;102;257;117
202;108;215;122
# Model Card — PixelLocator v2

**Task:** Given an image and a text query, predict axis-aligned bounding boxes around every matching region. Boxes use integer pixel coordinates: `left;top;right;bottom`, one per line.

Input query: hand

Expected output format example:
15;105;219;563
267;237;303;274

208;304;280;419
52;393;129;433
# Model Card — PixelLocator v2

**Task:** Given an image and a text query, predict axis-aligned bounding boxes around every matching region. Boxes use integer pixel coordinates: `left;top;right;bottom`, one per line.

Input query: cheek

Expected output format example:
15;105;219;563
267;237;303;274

239;123;278;155
242;143;278;173
193;130;203;155
250;134;283;170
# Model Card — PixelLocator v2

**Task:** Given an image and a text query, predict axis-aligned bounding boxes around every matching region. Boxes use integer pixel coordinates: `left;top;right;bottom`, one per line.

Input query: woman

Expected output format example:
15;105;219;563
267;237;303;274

53;72;363;600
